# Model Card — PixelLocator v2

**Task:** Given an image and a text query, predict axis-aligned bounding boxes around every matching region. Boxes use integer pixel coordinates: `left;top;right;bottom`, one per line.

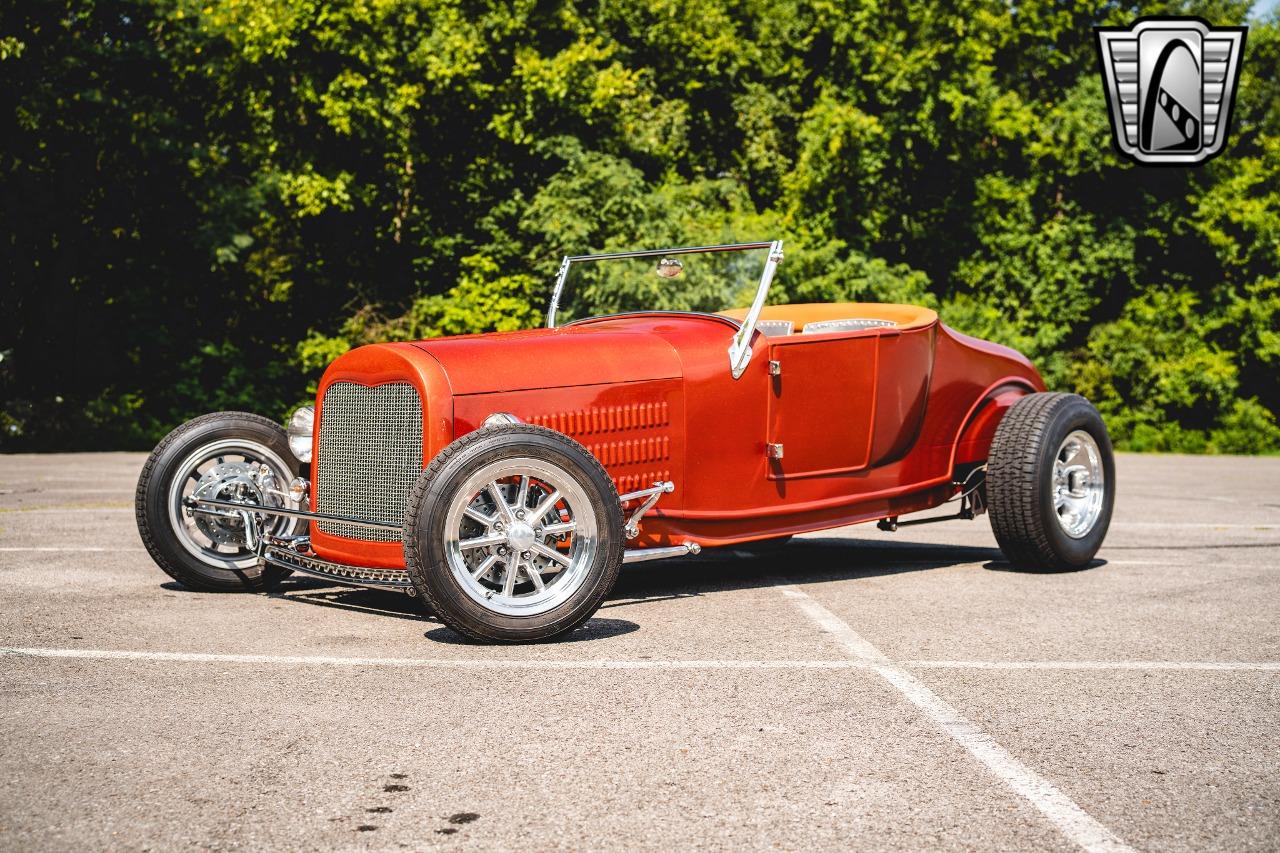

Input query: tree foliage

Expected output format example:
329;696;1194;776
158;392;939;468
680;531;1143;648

1;0;1277;453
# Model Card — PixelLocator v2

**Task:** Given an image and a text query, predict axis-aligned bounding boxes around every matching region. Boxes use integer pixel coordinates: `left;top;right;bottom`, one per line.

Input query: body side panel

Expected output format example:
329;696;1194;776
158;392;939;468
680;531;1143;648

868;326;936;465
631;319;1043;546
451;379;686;505
765;332;880;478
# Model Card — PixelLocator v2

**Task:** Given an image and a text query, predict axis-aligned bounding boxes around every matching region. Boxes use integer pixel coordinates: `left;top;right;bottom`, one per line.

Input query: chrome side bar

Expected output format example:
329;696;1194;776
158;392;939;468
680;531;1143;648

183;496;400;531
623;542;701;563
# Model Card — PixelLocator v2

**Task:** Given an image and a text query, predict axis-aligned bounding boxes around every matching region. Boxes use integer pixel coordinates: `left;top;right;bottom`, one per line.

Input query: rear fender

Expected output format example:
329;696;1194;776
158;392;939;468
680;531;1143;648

952;381;1038;469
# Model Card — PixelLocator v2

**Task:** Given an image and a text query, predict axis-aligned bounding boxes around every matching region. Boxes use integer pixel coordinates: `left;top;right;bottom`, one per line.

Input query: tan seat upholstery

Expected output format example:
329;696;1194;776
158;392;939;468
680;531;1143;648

719;302;938;333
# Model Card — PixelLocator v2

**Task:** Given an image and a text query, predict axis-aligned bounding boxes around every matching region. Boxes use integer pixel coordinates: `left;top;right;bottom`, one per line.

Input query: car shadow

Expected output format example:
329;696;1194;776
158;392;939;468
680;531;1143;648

163;536;1106;639
424;617;640;645
268;581;427;621
982;558;1106;574
603;536;1011;609
162;577;430;622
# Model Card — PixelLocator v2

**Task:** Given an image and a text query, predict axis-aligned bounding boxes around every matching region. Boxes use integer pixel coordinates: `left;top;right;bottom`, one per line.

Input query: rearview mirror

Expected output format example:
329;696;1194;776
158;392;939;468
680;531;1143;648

655;258;683;278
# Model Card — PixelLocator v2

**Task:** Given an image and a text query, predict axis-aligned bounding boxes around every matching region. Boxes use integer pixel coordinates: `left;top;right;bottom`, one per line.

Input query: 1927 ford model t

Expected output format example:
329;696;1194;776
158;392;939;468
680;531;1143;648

137;241;1115;642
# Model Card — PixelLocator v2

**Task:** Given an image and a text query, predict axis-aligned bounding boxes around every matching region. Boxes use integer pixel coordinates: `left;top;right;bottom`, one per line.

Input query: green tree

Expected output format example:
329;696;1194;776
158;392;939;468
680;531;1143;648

1;0;1276;454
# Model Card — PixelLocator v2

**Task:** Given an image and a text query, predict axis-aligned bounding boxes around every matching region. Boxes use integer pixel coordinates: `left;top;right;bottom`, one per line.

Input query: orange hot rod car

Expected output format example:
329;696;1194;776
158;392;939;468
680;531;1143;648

137;241;1115;642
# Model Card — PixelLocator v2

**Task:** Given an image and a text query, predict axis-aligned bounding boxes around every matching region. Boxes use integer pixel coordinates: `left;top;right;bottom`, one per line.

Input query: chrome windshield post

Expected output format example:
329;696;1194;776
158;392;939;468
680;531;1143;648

727;239;783;379
546;255;573;328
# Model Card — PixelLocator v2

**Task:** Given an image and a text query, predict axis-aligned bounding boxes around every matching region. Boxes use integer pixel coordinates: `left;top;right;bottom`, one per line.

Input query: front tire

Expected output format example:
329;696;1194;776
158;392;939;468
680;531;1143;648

135;412;301;592
404;424;624;643
987;393;1115;571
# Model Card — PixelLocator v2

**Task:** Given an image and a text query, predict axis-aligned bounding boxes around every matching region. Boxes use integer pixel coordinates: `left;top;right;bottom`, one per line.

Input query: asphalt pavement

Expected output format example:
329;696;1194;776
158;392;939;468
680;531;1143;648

0;451;1277;851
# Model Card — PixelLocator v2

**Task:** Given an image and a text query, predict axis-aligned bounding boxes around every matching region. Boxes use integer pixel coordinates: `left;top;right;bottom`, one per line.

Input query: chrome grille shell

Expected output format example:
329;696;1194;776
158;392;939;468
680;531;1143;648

315;381;423;542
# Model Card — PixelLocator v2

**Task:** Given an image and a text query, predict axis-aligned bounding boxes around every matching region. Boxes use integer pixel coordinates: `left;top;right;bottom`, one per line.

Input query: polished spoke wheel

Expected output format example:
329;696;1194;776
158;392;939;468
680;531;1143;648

165;438;300;571
137;411;302;592
1051;430;1105;539
444;458;598;617
405;424;624;642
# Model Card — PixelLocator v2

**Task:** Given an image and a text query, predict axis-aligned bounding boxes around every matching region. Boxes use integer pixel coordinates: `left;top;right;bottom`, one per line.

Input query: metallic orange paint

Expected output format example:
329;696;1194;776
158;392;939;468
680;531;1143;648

307;308;1044;568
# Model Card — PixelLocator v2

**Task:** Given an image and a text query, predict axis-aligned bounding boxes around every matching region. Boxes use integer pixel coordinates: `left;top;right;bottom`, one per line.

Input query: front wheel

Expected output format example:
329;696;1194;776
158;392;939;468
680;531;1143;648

404;424;624;643
987;393;1115;571
135;412;302;592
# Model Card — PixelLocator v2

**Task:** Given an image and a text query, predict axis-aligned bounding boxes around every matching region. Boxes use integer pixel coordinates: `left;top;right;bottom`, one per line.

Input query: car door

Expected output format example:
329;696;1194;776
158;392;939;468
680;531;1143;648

765;330;881;479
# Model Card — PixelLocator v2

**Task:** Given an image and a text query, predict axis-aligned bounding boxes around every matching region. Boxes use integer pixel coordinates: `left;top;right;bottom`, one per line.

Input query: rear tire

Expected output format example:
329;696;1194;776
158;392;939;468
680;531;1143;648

135;412;300;592
987;393;1115;571
404;424;624;643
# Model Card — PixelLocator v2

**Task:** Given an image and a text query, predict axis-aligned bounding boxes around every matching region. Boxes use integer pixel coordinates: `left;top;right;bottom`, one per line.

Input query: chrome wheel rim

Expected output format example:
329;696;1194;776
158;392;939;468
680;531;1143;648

444;458;598;617
1052;430;1105;539
166;439;300;571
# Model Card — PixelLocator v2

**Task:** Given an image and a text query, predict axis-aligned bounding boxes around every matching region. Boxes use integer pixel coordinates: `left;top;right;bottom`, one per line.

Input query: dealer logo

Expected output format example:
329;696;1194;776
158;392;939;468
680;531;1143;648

1095;17;1247;166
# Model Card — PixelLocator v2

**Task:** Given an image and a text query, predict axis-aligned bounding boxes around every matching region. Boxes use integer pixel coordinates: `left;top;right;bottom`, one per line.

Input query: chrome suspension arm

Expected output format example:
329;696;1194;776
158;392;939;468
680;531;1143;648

182;496;400;531
619;481;675;540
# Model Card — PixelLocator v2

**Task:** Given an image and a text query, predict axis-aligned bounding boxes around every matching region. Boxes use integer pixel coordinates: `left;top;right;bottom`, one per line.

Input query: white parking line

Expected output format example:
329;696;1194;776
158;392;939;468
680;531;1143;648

904;660;1280;671
0;484;133;491
0;648;870;669
1109;522;1277;529
3;647;1277;673
0;547;146;553
776;584;1134;853
0;507;133;513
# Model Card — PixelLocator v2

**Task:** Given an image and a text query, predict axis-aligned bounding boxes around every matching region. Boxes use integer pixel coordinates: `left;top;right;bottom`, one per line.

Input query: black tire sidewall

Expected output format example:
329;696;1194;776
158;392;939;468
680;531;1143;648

405;426;623;643
136;413;299;592
1034;398;1116;567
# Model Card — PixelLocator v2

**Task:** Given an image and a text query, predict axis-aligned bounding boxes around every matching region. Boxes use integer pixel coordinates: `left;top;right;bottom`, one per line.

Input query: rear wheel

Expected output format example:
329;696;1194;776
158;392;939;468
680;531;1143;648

987;393;1115;570
135;412;302;592
404;424;624;643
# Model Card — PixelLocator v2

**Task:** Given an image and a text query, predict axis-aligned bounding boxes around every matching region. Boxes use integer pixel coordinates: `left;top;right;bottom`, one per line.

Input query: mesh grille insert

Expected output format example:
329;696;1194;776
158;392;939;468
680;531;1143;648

316;382;423;542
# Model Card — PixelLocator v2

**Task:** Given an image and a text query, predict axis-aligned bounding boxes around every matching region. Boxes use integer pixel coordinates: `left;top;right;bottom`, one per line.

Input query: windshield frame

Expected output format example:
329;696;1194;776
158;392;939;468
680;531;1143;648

544;239;784;379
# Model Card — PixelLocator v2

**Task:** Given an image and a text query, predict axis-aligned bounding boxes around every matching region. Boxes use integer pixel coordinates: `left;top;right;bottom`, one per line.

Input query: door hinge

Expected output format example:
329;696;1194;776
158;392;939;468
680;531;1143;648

768;360;782;376
766;442;784;460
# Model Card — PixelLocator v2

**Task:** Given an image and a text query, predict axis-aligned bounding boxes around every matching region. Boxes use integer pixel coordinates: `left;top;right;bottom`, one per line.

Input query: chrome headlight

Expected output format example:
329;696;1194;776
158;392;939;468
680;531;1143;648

287;406;315;463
